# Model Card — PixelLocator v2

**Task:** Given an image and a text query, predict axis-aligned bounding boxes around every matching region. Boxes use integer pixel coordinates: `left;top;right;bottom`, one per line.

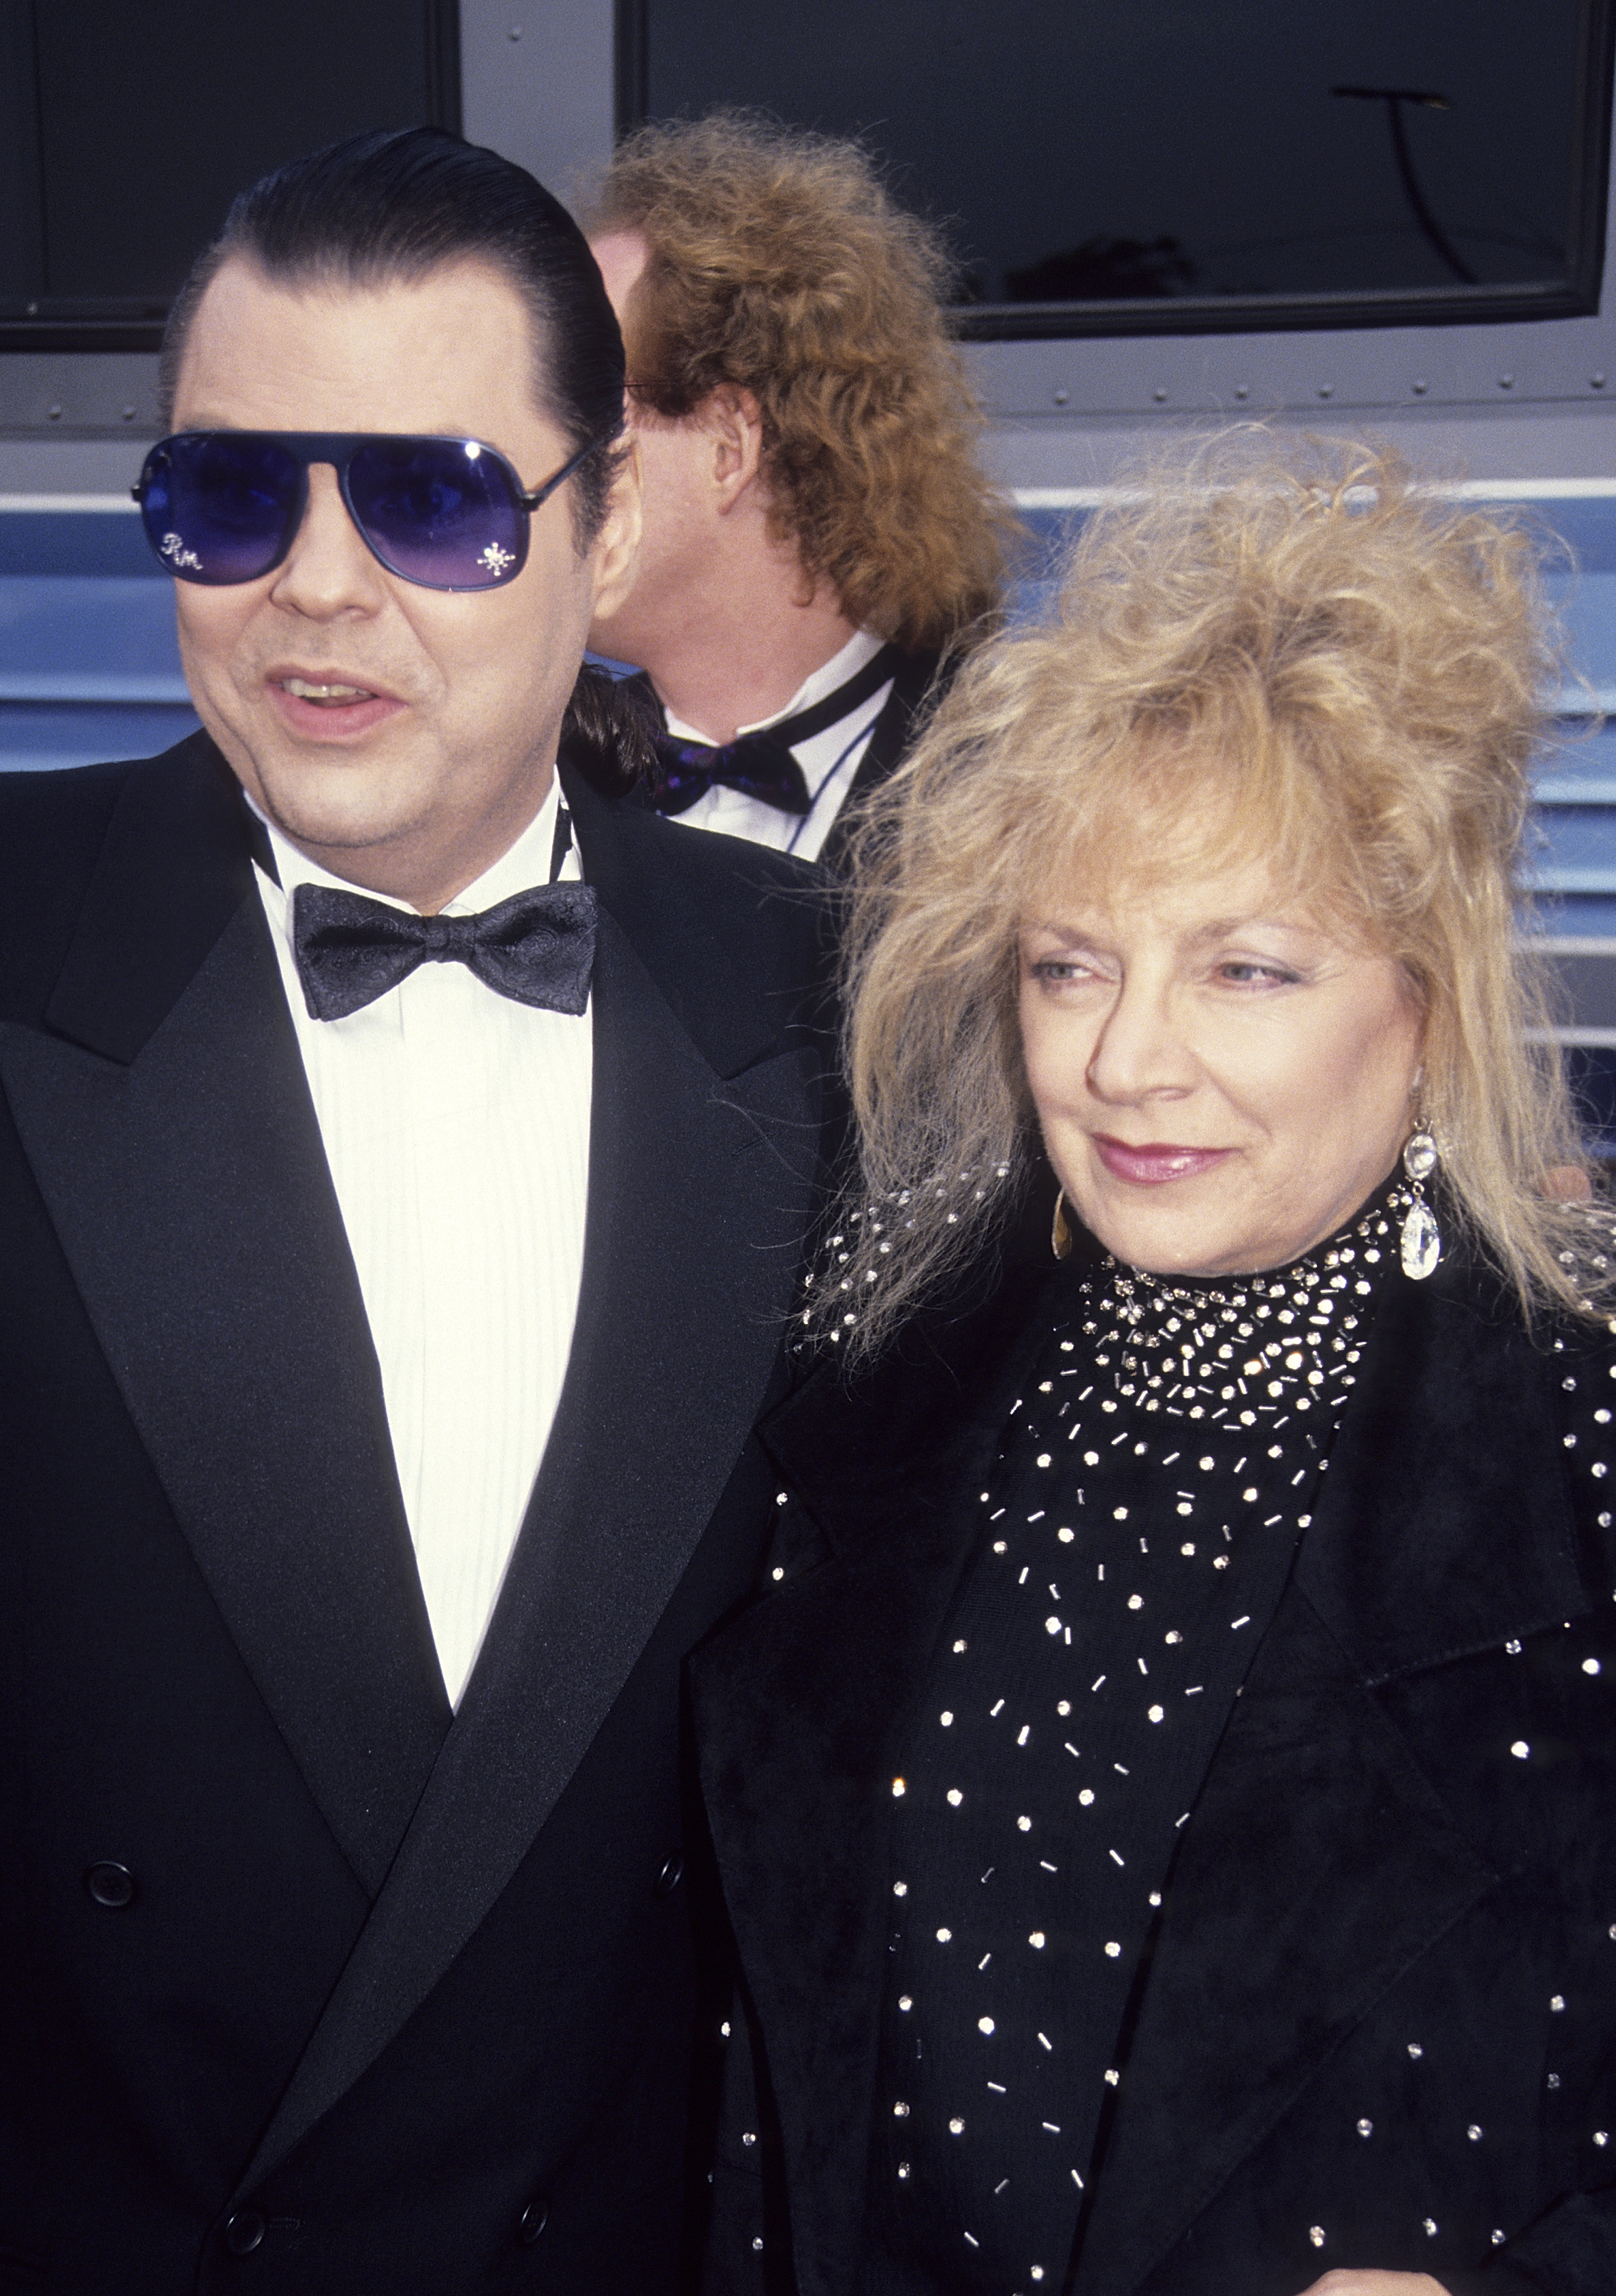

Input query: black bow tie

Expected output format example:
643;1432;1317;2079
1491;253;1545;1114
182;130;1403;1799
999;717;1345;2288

290;882;599;1022
651;729;812;817
646;644;901;817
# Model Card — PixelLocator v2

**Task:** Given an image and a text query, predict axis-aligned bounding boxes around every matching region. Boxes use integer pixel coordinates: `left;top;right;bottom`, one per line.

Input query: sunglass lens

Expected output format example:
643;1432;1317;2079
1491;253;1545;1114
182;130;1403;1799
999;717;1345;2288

347;439;527;589
140;435;301;584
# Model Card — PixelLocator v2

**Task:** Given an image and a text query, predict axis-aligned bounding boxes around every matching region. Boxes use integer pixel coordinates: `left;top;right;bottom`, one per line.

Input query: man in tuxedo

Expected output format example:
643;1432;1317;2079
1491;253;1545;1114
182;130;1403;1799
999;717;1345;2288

585;115;1014;868
0;128;837;2293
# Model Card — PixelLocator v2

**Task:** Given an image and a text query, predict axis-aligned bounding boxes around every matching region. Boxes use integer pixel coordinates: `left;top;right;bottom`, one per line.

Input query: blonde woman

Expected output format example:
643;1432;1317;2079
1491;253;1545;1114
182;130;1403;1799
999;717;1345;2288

691;442;1616;2296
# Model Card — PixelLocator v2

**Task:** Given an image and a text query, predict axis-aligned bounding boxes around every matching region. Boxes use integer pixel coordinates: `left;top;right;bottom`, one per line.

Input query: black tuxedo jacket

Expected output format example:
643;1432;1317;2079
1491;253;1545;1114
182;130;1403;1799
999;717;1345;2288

814;647;941;875
0;731;840;2294
692;1211;1616;2296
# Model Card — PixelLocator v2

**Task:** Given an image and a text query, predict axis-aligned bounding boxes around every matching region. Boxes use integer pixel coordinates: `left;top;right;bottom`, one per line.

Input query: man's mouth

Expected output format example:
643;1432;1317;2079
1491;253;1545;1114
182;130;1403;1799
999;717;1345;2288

278;675;379;706
266;670;406;740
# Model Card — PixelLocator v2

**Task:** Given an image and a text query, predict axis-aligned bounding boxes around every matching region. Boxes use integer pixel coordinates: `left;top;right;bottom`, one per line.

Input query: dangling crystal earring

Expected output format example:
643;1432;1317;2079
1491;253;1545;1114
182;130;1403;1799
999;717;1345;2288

1052;1189;1073;1261
1400;1127;1441;1280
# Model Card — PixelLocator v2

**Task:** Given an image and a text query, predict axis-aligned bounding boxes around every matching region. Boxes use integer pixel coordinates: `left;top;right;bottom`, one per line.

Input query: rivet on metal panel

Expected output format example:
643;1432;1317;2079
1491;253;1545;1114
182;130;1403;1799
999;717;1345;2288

1499;373;1515;389
1052;387;1069;406
1412;379;1428;394
1152;386;1167;403
1317;383;1334;399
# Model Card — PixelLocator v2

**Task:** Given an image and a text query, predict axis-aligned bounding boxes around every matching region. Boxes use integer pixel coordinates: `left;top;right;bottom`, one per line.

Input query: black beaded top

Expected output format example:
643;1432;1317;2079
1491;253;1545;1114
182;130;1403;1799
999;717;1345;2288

860;1186;1412;2296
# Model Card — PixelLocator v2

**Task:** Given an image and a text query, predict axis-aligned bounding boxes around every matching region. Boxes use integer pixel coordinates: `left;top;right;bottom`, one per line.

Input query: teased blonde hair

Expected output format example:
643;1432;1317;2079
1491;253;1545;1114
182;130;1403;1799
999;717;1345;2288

820;433;1604;1360
588;113;1014;650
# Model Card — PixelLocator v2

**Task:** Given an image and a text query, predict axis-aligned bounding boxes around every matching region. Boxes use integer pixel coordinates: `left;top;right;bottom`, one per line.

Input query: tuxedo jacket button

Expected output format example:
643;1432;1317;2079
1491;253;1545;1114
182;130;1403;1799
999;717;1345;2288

654;1852;684;1898
224;2210;266;2255
518;2197;550;2245
84;1861;135;1909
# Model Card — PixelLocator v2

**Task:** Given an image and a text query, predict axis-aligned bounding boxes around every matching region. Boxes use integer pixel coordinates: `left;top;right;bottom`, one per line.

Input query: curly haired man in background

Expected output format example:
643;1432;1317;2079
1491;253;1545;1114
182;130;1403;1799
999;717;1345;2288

586;113;1016;866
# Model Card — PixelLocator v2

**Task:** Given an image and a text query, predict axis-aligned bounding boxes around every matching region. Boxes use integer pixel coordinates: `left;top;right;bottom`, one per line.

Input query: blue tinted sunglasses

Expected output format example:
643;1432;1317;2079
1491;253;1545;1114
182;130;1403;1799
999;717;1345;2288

132;429;602;592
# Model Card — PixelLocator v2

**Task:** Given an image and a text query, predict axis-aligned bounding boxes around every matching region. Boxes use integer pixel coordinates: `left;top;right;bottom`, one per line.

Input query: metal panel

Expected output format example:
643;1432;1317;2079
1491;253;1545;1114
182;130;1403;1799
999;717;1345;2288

0;0;615;463
0;356;162;439
458;0;614;209
1;0;459;351
625;0;1615;344
968;54;1616;429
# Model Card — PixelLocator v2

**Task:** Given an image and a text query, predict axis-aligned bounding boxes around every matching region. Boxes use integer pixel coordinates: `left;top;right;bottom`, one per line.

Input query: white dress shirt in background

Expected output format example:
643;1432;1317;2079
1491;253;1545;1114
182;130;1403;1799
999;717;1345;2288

660;627;891;860
255;778;590;1706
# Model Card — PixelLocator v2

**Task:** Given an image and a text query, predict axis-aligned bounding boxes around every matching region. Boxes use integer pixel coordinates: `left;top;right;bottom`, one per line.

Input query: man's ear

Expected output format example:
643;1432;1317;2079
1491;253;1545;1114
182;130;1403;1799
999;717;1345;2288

586;435;643;618
703;386;764;509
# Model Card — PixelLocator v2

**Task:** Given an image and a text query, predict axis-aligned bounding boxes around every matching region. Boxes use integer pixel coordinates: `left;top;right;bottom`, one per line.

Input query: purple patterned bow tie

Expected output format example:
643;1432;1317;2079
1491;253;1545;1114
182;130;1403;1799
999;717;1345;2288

290;882;598;1022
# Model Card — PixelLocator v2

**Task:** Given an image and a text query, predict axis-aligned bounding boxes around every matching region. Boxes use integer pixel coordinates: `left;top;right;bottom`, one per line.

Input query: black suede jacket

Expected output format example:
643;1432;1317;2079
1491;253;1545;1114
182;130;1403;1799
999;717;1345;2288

691;1210;1616;2296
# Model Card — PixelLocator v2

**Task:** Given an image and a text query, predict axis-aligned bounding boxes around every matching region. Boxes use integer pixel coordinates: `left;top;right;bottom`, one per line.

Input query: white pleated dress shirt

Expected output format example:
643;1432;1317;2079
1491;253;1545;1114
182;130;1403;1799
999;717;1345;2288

660;627;891;860
254;778;590;1706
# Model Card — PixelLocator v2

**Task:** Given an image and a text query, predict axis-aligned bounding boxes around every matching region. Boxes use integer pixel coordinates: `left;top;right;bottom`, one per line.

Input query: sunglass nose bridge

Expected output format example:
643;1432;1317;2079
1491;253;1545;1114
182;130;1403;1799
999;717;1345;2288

280;460;378;583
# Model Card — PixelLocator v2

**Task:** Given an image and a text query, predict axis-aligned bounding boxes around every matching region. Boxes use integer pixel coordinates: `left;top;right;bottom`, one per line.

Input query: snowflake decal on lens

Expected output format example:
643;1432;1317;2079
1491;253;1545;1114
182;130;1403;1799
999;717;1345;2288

478;541;515;576
160;532;204;570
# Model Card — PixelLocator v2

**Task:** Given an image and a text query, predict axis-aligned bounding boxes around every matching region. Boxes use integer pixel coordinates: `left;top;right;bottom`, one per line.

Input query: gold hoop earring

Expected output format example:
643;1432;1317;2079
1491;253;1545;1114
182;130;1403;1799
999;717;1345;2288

1052;1189;1073;1262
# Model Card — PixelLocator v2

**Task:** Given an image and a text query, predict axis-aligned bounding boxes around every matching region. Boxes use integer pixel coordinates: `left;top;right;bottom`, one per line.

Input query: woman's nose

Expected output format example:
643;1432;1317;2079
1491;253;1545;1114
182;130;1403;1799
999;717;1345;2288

1085;975;1196;1103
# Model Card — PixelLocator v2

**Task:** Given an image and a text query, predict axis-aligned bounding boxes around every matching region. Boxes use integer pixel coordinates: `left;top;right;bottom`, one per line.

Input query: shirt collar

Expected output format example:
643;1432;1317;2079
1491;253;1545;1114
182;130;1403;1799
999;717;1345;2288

251;776;566;938
663;628;886;745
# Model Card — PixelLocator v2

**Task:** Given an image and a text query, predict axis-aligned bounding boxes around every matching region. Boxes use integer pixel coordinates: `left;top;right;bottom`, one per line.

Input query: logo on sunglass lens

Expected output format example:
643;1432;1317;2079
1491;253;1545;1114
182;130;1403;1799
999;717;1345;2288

478;541;515;576
161;533;204;572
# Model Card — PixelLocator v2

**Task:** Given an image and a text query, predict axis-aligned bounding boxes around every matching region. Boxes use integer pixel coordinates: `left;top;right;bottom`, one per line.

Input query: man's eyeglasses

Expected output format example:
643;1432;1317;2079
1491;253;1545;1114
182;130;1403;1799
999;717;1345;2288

132;430;603;592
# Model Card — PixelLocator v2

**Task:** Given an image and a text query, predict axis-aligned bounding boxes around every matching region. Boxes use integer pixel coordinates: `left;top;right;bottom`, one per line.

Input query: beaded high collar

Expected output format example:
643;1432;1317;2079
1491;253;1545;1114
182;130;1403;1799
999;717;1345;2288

1076;1181;1414;1430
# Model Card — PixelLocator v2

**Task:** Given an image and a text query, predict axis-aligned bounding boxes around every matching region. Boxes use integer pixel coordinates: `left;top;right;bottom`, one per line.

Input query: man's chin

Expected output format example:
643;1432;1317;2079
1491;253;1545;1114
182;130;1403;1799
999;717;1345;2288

247;762;435;861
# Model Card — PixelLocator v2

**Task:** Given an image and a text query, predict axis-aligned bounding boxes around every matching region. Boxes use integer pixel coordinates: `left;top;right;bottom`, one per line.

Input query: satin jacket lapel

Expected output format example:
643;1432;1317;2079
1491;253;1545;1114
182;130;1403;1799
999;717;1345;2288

0;738;450;1897
240;793;835;2188
1072;1265;1589;2295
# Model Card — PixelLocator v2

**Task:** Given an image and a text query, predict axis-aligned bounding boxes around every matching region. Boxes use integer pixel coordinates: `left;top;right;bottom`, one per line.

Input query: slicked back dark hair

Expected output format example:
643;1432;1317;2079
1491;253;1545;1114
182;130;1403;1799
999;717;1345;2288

158;126;627;550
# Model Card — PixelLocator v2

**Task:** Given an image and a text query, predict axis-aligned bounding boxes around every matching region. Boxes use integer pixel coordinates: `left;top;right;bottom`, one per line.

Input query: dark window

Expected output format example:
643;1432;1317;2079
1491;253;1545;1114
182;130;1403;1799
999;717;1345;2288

0;0;459;349
623;0;1614;337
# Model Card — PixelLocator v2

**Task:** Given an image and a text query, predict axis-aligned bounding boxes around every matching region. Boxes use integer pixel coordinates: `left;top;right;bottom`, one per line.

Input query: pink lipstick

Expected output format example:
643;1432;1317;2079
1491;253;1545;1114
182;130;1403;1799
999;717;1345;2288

1092;1137;1234;1186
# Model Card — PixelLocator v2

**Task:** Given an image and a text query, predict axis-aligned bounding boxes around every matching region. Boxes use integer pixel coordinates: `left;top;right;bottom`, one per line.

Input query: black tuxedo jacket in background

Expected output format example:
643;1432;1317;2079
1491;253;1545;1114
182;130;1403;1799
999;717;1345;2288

814;647;941;875
0;732;840;2294
693;1206;1616;2296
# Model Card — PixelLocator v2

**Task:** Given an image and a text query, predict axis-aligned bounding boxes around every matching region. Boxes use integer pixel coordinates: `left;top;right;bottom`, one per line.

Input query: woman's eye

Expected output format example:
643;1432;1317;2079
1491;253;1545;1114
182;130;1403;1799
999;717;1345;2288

1217;960;1298;987
1030;957;1099;983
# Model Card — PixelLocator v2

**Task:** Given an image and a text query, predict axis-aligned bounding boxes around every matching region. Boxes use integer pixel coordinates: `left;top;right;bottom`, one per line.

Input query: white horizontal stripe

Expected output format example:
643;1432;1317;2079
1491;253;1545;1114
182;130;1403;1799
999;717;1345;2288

0;494;142;513
1444;478;1616;501
1012;477;1616;510
11;482;1616;519
0;673;191;703
1523;869;1616;893
1533;781;1616;804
